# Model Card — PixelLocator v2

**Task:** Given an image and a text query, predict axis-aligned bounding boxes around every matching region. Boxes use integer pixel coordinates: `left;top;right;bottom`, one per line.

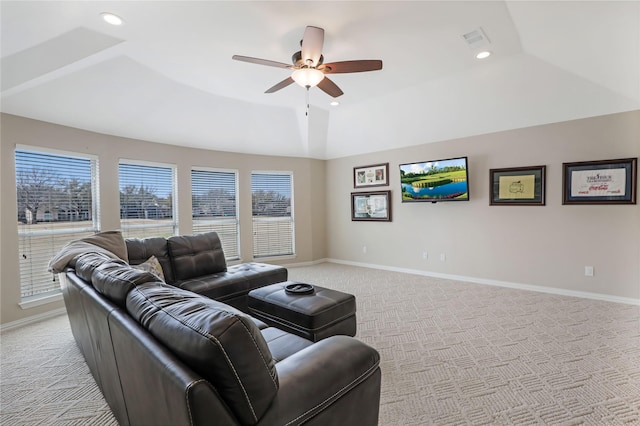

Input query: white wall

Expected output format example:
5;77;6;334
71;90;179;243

326;111;640;302
0;114;326;325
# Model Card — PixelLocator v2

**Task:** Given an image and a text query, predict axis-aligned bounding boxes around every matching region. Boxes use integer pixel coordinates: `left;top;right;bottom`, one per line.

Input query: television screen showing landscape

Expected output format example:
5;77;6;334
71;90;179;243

400;157;469;202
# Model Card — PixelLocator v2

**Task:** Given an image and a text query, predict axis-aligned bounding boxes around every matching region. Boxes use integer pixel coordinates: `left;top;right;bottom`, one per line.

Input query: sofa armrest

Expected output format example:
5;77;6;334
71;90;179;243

258;335;381;426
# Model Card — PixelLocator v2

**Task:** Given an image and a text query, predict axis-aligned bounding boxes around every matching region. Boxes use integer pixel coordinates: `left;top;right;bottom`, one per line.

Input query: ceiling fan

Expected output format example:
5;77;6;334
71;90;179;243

232;26;382;98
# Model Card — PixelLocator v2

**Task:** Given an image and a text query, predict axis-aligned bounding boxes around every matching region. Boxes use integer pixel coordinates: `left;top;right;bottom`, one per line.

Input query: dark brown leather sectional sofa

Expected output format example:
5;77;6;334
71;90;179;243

58;231;381;425
125;232;287;311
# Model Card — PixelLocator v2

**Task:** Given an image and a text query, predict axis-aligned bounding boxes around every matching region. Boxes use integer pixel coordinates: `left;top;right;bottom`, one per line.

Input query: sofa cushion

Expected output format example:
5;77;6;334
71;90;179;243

126;236;174;283
126;283;278;425
176;263;288;301
92;261;159;307
167;232;227;281
260;327;313;363
73;252;113;282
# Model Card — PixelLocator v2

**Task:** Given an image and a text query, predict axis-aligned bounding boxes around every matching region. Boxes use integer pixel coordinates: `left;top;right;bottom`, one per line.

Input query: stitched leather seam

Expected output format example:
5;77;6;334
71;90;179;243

236;319;279;386
184;380;197;425
184;379;227;425
283;360;380;426
132;288;259;423
104;310;131;424
184;319;259;422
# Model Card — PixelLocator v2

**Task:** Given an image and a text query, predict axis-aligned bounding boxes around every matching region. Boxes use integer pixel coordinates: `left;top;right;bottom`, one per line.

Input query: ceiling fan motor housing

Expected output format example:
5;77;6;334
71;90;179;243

292;51;324;67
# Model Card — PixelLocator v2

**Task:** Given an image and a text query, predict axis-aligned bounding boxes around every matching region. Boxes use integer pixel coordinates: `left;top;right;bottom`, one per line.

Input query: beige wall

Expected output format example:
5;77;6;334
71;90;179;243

1;114;326;325
2;111;638;326
326;111;640;301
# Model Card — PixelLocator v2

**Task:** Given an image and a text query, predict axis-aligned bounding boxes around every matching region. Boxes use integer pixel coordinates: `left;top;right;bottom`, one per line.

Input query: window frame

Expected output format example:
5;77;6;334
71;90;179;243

15;145;100;305
118;159;178;239
250;170;295;259
191;166;240;261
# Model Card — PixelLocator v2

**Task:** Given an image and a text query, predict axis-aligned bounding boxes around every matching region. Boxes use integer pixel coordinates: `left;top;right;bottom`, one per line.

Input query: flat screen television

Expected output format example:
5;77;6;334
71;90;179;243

399;156;469;202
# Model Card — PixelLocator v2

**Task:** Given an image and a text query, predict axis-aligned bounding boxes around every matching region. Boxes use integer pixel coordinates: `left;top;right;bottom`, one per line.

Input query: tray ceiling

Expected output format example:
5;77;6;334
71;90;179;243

1;1;638;159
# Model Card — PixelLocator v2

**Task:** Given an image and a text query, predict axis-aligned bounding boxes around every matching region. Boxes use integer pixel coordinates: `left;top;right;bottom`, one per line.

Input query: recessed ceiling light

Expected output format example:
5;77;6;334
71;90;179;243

476;51;491;59
330;101;340;107
101;12;124;26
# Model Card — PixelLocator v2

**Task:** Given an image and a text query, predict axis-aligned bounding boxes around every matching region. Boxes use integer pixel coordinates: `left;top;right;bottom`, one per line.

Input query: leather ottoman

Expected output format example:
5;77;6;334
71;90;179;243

248;281;356;342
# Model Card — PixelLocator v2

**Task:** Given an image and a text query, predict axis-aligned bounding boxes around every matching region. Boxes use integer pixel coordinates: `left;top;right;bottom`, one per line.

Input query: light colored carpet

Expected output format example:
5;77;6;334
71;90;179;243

1;263;639;425
0;314;117;425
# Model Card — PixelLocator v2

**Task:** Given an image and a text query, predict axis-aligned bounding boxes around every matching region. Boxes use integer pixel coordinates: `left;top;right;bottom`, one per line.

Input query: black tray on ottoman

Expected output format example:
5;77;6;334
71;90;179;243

248;281;356;342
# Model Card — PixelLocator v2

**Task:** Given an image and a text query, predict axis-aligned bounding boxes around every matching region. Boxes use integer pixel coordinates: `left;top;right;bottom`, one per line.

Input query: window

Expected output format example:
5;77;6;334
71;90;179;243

15;148;98;301
251;172;294;258
119;161;177;239
191;168;239;260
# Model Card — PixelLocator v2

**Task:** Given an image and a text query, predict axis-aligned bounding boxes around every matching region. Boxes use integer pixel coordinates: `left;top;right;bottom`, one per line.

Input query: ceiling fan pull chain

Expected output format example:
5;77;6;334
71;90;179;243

306;87;310;116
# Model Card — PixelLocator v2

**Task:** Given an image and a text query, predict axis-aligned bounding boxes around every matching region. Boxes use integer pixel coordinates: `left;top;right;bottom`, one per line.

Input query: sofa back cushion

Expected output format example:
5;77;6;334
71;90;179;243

74;252;113;282
126;237;174;283
91;261;159;307
167;232;227;281
126;283;278;425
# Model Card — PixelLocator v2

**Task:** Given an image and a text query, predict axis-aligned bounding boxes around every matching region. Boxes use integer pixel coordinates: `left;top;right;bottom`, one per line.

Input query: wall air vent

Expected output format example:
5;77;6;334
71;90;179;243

462;27;491;49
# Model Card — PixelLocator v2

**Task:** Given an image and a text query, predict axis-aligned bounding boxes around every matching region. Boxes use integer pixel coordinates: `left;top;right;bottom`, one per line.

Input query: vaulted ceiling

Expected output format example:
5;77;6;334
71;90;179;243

1;1;638;159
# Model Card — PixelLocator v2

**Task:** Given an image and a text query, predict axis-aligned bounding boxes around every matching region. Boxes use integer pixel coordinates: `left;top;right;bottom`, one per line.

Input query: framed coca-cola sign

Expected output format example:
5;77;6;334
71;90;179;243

562;158;637;205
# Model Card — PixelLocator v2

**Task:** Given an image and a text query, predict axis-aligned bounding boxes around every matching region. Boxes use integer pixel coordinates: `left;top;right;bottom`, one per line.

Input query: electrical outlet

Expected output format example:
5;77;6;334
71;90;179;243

440;253;446;262
422;252;428;260
585;266;594;276
362;246;367;254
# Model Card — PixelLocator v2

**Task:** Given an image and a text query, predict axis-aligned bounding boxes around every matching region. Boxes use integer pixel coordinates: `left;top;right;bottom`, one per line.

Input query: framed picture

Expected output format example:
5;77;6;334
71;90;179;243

351;191;391;221
354;163;389;188
562;158;637;205
490;165;546;206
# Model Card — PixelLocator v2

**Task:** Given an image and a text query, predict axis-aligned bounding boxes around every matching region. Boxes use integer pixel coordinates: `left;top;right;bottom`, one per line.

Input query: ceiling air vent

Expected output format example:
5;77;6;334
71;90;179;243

462;27;491;49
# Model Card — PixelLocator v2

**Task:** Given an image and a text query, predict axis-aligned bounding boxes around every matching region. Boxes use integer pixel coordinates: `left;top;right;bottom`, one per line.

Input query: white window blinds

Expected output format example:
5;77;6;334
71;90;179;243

191;168;239;260
251;172;294;258
119;161;176;239
15;148;98;300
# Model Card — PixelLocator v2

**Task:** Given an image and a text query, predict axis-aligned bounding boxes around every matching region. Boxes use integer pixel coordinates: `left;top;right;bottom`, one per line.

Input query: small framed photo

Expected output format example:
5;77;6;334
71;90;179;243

490;165;546;206
562;158;637;205
354;163;389;188
351;191;391;221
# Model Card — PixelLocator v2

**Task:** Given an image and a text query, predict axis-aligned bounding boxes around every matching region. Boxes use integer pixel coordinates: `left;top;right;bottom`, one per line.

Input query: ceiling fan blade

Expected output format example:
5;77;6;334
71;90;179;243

317;77;343;98
265;77;295;93
232;55;291;69
301;26;324;67
320;60;383;74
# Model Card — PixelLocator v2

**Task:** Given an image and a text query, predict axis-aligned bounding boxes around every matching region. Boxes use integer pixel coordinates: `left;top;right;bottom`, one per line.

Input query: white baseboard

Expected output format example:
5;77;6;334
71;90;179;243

0;308;67;334
284;258;329;268
325;258;640;306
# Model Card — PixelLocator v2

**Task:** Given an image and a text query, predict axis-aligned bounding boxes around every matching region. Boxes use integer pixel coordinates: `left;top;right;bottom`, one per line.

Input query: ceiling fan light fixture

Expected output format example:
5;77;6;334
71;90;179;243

291;68;324;88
